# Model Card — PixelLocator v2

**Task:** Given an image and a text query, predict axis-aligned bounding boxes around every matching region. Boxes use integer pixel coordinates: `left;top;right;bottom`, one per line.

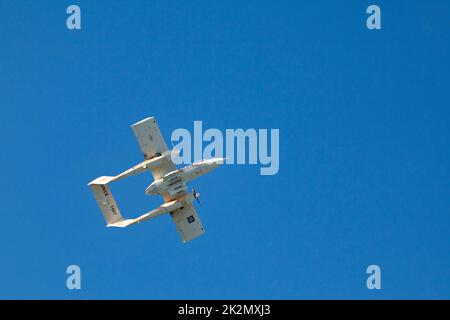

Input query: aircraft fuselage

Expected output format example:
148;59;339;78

145;157;225;196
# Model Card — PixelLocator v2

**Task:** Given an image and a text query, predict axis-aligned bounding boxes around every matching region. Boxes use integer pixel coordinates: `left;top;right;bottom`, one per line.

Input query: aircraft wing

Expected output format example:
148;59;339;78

131;117;176;180
170;202;205;243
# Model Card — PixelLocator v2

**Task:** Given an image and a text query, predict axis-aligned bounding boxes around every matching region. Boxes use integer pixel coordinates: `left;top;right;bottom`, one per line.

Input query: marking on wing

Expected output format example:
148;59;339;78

187;215;195;224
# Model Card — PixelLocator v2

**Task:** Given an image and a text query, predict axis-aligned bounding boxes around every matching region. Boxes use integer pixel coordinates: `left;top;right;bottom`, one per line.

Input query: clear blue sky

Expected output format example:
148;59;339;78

0;1;449;299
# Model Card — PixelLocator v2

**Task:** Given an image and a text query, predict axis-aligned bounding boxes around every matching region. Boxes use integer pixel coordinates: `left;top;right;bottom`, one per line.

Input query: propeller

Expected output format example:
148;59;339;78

192;187;201;205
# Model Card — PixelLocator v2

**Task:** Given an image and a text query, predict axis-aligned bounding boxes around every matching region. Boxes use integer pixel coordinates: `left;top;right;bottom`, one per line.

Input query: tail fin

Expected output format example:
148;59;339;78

88;176;124;226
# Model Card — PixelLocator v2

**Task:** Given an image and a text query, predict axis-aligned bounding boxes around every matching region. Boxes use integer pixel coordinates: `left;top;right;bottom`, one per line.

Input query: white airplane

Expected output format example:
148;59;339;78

88;117;225;243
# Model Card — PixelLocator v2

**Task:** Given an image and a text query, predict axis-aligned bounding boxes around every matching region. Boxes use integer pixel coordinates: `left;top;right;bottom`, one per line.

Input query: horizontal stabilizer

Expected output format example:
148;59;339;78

88;176;116;185
88;180;123;225
107;219;135;228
